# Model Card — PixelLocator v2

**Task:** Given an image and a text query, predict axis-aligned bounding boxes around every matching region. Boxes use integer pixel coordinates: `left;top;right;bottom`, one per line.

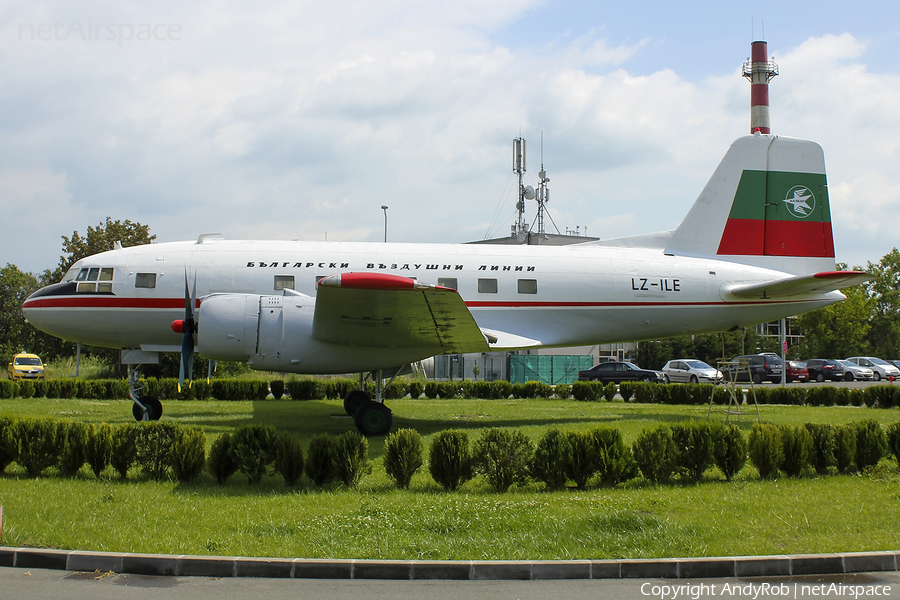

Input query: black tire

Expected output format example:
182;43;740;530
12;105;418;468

343;389;371;416
816;373;825;383
689;375;698;384
640;376;652;383
353;401;393;437
132;395;162;421
873;372;882;382
845;373;854;382
751;372;763;385
664;375;670;384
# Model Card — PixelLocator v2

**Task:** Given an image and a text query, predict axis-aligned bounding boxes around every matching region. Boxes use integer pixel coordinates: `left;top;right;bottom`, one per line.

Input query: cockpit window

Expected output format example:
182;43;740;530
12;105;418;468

75;269;89;281
87;268;100;281
76;267;115;292
63;266;81;282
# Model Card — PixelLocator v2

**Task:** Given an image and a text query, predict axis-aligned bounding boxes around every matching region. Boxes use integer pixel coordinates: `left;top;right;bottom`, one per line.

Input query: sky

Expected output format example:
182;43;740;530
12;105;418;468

1;1;899;275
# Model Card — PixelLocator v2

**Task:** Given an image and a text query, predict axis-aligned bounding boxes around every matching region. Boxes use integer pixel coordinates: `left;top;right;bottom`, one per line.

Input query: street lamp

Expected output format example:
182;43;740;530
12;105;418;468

381;205;388;242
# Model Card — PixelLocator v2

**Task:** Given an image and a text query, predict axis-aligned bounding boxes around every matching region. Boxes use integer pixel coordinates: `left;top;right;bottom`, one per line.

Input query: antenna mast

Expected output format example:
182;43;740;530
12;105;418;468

535;132;550;234
512;137;532;239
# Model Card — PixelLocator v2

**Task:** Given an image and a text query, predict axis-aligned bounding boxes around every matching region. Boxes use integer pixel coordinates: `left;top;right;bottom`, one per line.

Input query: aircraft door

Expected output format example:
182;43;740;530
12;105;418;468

257;296;284;355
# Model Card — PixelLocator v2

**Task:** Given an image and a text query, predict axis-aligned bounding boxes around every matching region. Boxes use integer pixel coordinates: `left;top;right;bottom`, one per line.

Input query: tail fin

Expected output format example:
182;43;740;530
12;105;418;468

665;133;835;275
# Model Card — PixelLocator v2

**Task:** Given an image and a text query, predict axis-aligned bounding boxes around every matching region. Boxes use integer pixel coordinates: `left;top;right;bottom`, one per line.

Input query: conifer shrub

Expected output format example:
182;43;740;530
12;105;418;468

854;419;888;470
521;381;552;399
134;421;180;481
0;379;17;399
58;379;77;399
0;415;16;473
383;428;424;489
779;424;813;477
305;433;335;486
749;423;783;479
531;428;571;490
864;386;900;409
424;381;441;399
886;422;900;470
671;421;716;482
171;426;207;483
270;380;285;400
473;428;532;493
602;383;617;402
618;382;635;402
633;382;662;404
274;433;305;487
565;430;598;489
632;425;677;483
553;383;571;400
84;422;112;478
713;423;747;481
16;417;60;476
33;380;49;398
18;380;35;399
332;430;372;488
207;432;239;484
57;420;89;478
407;381;424;399
231;424;277;483
834;423;857;474
110;423;138;479
428;429;473;491
285;379;325;401
804;423;836;475
593;427;637;486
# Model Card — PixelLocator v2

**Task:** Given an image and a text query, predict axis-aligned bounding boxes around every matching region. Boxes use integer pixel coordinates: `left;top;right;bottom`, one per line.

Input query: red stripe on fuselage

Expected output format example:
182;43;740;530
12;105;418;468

22;297;198;310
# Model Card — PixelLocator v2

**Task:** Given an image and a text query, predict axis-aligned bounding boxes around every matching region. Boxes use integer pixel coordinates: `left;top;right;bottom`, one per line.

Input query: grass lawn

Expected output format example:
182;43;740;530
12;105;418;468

1;396;899;560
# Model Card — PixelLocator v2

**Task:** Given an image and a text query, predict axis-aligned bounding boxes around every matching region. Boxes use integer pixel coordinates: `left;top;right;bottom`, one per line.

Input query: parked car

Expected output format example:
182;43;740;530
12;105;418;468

6;353;45;380
844;357;900;382
805;359;846;383
577;361;665;383
661;359;722;384
837;360;874;381
784;360;809;383
722;354;783;385
891;360;900;370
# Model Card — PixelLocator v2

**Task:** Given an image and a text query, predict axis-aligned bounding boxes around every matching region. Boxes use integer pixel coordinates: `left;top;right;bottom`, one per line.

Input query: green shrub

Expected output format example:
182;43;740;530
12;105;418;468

521;381;552;399
274;433;305;487
382;382;407;400
305;433;335;486
18;380;35;399
749;423;783;479
887;422;900;470
407;381;424;399
618;382;635;402
270;380;285;400
0;416;18;473
855;419;888;470
171;426;207;483
531;428;571;490
593;427;637;486
671;421;716;482
57;420;89;477
110;424;138;479
602;383;617;402
134;421;180;481
383;428;424;489
428;429;473;491
863;386;900;409
834;423;857;474
633;383;662;404
472;428;533;493
423;381;441;399
332;430;372;488
58;379;77;399
16;417;60;476
553;383;571;400
571;381;601;401
804;423;836;475
285;379;325;401
84;422;112;478
713;423;747;481
0;380;17;399
231;424;277;483
632;425;677;483
207;432;239;485
565;430;599;490
780;424;813;477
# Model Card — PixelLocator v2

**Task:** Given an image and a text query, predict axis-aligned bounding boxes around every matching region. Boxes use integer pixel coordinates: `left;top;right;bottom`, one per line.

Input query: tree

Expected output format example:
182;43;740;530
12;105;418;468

796;283;872;358
865;248;900;358
51;217;156;282
0;264;41;363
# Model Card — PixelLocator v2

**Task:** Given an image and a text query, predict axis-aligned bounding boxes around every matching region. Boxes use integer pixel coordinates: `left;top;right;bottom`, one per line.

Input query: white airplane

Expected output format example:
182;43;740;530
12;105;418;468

22;132;868;435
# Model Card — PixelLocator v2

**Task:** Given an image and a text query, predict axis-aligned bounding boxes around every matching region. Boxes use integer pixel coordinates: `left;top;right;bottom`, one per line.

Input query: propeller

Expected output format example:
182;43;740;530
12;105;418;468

170;269;197;393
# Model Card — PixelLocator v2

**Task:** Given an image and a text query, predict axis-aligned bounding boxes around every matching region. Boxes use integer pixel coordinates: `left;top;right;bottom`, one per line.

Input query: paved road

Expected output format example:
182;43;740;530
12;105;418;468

3;568;900;600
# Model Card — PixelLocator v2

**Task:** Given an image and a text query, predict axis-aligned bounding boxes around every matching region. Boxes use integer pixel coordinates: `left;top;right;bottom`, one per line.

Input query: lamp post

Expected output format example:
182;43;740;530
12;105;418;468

381;205;388;242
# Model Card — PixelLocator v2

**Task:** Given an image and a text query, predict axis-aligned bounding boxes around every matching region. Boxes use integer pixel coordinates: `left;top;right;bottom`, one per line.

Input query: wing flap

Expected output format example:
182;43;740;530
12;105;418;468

312;273;489;354
726;270;870;299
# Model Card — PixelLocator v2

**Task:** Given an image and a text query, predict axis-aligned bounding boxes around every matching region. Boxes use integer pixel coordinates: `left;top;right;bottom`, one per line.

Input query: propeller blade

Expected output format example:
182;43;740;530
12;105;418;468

178;268;197;392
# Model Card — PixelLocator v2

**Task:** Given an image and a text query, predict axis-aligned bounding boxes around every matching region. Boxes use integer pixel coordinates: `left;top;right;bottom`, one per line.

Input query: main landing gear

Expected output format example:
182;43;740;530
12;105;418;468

344;370;394;437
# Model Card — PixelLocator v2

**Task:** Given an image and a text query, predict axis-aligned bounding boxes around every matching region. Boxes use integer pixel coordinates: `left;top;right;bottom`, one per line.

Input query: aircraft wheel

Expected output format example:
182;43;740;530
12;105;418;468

353;401;393;437
343;389;371;416
132;395;163;421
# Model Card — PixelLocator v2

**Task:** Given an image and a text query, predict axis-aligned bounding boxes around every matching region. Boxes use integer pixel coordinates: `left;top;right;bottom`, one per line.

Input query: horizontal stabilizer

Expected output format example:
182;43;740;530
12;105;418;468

726;271;870;299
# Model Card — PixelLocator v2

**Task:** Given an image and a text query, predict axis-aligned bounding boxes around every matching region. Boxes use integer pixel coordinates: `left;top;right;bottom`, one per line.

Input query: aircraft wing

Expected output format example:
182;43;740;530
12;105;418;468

311;272;489;353
726;271;870;299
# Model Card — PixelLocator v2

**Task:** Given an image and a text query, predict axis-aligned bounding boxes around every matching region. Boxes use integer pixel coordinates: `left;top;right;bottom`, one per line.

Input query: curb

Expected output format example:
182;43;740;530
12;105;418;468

1;547;898;580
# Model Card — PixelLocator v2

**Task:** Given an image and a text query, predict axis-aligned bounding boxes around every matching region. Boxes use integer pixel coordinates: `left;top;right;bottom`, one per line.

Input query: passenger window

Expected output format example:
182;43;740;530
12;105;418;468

274;275;294;291
437;277;458;290
477;278;498;294
517;279;537;294
135;273;157;289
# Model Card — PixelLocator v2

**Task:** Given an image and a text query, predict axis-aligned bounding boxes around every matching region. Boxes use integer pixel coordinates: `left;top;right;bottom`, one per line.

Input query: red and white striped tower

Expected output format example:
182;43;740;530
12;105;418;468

742;40;779;134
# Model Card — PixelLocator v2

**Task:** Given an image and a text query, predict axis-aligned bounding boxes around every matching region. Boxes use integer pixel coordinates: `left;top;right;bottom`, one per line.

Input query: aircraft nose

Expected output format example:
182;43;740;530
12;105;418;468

21;281;77;336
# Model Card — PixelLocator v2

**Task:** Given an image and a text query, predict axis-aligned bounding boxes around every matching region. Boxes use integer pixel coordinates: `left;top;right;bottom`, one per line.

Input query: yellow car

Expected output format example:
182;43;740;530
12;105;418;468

7;353;45;380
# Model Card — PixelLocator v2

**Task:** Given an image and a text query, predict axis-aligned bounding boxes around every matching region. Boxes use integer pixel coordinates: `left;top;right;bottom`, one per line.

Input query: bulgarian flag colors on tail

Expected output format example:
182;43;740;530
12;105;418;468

717;169;834;258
